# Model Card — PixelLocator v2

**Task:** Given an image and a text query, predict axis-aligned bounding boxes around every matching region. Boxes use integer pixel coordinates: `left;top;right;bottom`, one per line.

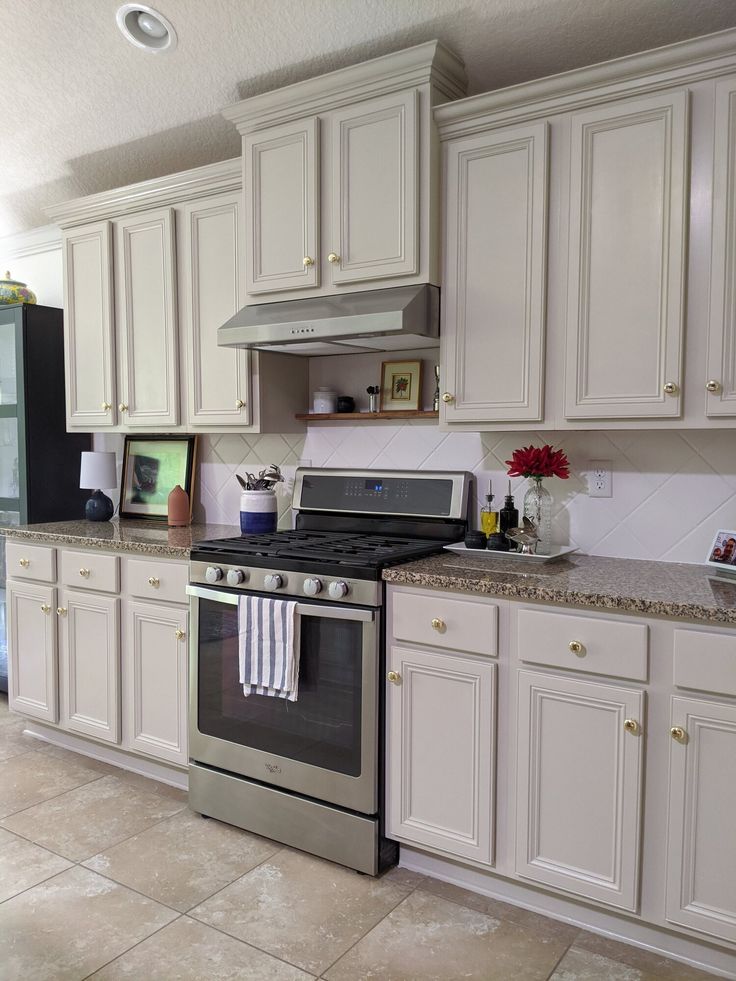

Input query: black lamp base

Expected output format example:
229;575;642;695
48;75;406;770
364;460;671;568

85;489;114;522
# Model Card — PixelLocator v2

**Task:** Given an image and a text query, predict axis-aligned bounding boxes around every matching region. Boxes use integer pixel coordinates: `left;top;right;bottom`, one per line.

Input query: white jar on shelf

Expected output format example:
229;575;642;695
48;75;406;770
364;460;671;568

312;387;337;413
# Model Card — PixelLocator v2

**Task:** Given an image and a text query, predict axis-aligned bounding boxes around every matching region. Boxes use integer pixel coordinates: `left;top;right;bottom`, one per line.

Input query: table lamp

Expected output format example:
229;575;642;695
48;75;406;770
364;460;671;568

80;451;117;522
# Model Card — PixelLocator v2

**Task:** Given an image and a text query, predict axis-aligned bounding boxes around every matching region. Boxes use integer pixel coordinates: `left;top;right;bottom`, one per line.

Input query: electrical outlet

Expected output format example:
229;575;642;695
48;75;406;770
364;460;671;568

589;460;612;498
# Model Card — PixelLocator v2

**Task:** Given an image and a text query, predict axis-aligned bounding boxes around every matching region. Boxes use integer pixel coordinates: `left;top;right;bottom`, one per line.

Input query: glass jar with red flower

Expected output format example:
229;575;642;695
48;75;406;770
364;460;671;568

505;445;570;554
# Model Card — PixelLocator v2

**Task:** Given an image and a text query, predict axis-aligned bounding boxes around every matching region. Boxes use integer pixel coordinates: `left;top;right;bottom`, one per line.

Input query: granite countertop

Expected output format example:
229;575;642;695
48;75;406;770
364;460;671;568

383;552;736;625
0;519;240;559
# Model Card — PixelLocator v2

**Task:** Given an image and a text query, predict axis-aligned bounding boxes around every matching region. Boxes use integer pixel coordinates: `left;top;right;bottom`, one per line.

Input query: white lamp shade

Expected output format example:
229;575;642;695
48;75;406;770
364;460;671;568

79;451;117;490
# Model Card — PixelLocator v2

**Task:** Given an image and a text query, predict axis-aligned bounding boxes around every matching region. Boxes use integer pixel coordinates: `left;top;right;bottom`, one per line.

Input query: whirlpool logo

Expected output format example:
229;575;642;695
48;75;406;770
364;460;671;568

265;763;282;775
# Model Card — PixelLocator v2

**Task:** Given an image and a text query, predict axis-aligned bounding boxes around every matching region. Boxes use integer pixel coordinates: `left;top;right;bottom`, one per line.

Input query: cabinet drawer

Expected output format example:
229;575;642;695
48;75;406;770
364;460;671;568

674;629;736;697
124;557;188;605
517;608;648;681
392;590;497;656
6;542;56;583
60;550;119;593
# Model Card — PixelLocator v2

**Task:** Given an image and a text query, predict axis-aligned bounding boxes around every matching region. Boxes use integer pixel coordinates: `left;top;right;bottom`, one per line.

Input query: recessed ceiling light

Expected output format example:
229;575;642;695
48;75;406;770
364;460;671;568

116;4;177;53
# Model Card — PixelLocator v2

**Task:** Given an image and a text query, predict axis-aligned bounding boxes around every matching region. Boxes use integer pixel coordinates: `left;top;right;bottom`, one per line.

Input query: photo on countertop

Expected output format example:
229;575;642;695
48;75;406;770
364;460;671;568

120;435;197;521
705;529;736;572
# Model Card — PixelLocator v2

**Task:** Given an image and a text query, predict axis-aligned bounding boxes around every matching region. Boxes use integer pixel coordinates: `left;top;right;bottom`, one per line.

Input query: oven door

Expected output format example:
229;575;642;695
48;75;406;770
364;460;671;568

187;585;379;815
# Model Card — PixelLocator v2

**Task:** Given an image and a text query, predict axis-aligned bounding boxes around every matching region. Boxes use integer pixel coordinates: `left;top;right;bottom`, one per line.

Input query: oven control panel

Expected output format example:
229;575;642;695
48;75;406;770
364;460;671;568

190;561;380;607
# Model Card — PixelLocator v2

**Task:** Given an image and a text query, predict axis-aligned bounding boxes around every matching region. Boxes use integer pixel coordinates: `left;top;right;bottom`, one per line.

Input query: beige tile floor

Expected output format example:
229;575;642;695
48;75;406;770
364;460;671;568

0;695;719;980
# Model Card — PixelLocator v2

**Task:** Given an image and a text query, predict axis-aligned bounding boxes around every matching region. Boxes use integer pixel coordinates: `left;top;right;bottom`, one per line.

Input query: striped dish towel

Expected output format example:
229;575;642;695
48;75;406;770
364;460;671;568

238;595;301;701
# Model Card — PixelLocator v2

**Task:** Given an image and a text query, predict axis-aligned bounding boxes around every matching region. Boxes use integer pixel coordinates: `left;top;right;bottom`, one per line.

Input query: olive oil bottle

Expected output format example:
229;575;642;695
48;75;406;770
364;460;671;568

480;481;499;536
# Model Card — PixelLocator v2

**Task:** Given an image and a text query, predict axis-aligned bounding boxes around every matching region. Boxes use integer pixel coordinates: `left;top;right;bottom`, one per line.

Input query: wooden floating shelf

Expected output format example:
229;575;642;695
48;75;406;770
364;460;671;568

295;410;439;421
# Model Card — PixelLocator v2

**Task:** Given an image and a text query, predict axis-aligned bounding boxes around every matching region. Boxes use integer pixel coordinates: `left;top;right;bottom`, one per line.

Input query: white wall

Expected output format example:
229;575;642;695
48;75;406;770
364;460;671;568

0;226;63;308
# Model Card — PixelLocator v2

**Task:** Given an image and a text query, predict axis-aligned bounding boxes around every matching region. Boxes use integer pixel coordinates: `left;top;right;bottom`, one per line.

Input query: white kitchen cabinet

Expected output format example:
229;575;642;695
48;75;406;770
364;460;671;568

563;90;689;419
114;208;179;428
515;670;644;911
179;193;251;427
387;644;496;866
440;122;548;422
665;696;736;944
123;600;188;766
62;221;117;428
58;588;120;744
329;90;418;285
7;580;57;723
244;118;320;295
706;74;736;417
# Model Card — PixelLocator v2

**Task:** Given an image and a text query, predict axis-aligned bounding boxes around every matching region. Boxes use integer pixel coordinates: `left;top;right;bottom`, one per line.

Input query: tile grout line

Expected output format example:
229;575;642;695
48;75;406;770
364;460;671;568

542;928;583;981
78;913;185;981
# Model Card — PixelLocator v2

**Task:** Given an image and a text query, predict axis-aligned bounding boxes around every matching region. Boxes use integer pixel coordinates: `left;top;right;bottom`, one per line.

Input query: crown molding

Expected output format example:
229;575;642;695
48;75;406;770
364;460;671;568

222;40;467;133
0;224;62;260
435;27;736;139
44;157;242;228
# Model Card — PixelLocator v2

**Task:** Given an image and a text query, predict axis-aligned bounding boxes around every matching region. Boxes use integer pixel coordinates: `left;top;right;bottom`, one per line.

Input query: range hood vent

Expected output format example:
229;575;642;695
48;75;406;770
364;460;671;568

218;285;439;356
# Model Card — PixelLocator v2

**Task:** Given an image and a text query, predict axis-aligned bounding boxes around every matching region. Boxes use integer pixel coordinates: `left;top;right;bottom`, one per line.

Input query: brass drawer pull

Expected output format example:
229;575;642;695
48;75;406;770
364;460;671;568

663;382;679;395
235;399;245;409
148;576;160;588
623;719;640;735
302;256;314;267
431;617;446;632
175;628;186;641
101;401;112;411
56;607;67;617
328;252;340;264
40;604;51;614
671;726;687;743
706;380;721;394
568;640;586;656
441;392;455;403
79;568;90;579
19;558;30;568
387;671;401;684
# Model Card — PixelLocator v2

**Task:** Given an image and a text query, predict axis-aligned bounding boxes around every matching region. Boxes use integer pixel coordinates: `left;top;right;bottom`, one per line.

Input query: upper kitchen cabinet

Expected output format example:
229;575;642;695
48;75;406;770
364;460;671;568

222;41;467;303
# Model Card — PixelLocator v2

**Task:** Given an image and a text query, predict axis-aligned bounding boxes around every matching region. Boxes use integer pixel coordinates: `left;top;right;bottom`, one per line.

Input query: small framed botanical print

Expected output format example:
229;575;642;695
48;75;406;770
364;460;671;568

380;360;422;412
705;529;736;573
120;435;198;521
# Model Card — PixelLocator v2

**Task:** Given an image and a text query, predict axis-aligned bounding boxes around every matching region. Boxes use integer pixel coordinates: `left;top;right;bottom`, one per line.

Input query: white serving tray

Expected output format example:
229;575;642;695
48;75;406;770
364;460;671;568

444;543;578;563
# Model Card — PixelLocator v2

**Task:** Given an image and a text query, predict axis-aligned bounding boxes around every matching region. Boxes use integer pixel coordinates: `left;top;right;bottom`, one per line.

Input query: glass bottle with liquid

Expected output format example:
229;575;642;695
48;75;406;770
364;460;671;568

480;483;499;536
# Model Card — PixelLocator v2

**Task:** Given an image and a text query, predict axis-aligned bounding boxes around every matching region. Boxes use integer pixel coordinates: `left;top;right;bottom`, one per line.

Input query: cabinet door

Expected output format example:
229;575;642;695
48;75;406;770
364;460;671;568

180;194;251;427
706;75;736;417
387;645;495;866
115;208;179;427
666;697;736;943
329;90;418;285
62;222;117;428
59;589;120;744
442;123;548;422
564;91;688;418
244;118;319;295
123;601;188;766
7;580;57;722
516;671;644;911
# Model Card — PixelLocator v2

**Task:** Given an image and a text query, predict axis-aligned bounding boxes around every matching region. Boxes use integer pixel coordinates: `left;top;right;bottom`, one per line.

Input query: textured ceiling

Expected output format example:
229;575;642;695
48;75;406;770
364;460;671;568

3;0;736;236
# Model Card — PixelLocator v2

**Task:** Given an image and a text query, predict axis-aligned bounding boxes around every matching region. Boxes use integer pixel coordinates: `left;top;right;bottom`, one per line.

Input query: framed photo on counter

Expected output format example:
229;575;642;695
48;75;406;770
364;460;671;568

120;435;197;521
705;529;736;573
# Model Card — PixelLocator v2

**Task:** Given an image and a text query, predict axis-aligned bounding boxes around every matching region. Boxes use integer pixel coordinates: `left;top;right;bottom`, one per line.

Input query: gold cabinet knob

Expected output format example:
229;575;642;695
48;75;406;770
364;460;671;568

79;568;90;579
328;252;340;264
623;719;640;735
387;670;401;684
101;401;112;411
441;393;455;403
19;558;30;568
175;628;186;641
671;726;687;743
302;256;314;267
431;617;446;632
118;403;128;412
235;399;246;409
706;380;721;393
148;576;160;588
40;604;51;614
56;607;67;616
663;382;679;395
568;640;586;656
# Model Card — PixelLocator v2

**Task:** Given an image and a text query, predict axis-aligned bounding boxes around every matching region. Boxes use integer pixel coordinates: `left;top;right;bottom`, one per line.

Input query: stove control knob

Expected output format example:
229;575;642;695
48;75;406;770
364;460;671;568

328;580;349;600
226;569;246;587
205;566;223;584
303;577;322;596
264;574;283;592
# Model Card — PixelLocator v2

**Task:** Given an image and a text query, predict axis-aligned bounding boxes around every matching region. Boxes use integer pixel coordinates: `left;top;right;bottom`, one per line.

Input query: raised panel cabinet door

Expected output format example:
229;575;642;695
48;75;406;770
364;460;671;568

244;117;319;295
7;580;57;722
515;671;644;911
180;194;250;427
442;122;548;423
386;645;495;866
62;222;117;427
114;208;179;427
329;90;418;284
123;601;188;766
59;589;120;744
666;697;736;943
706;75;736;417
564;90;688;418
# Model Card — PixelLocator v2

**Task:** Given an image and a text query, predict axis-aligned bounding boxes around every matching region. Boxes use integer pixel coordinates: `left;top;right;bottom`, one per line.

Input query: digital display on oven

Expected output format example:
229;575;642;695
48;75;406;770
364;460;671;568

365;480;383;493
299;474;454;516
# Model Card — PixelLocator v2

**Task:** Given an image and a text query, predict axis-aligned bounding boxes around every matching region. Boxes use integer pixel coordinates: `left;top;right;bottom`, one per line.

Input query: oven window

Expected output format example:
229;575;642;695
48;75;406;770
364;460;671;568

197;599;365;776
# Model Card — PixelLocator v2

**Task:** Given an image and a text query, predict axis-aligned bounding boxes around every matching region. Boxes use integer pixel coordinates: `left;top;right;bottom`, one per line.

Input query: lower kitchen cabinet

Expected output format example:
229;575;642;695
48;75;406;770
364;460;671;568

666;696;736;944
386;644;496;866
515;670;644;911
59;589;120;744
7;580;58;723
123;600;188;766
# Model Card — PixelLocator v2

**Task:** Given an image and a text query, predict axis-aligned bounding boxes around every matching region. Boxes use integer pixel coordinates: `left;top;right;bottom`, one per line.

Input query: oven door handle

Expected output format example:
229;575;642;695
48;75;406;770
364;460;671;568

186;585;375;622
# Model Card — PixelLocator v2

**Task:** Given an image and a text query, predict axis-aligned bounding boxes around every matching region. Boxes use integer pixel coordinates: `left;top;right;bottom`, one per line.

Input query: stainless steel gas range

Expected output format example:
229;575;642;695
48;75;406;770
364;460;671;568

186;468;472;875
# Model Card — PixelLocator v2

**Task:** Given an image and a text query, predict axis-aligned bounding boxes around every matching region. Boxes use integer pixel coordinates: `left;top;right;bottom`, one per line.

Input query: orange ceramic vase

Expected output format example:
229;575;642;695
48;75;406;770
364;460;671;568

167;484;190;526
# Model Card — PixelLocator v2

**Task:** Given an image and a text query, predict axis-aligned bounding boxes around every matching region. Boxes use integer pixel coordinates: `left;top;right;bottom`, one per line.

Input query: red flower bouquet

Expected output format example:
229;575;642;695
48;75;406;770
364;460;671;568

505;444;570;480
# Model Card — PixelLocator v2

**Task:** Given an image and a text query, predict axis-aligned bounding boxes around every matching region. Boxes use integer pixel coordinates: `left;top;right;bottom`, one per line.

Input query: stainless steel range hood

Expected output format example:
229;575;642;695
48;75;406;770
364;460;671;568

218;285;439;356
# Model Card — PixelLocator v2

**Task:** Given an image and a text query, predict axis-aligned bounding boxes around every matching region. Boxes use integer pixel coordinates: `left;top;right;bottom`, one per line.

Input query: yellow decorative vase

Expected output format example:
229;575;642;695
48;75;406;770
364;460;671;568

0;271;37;305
